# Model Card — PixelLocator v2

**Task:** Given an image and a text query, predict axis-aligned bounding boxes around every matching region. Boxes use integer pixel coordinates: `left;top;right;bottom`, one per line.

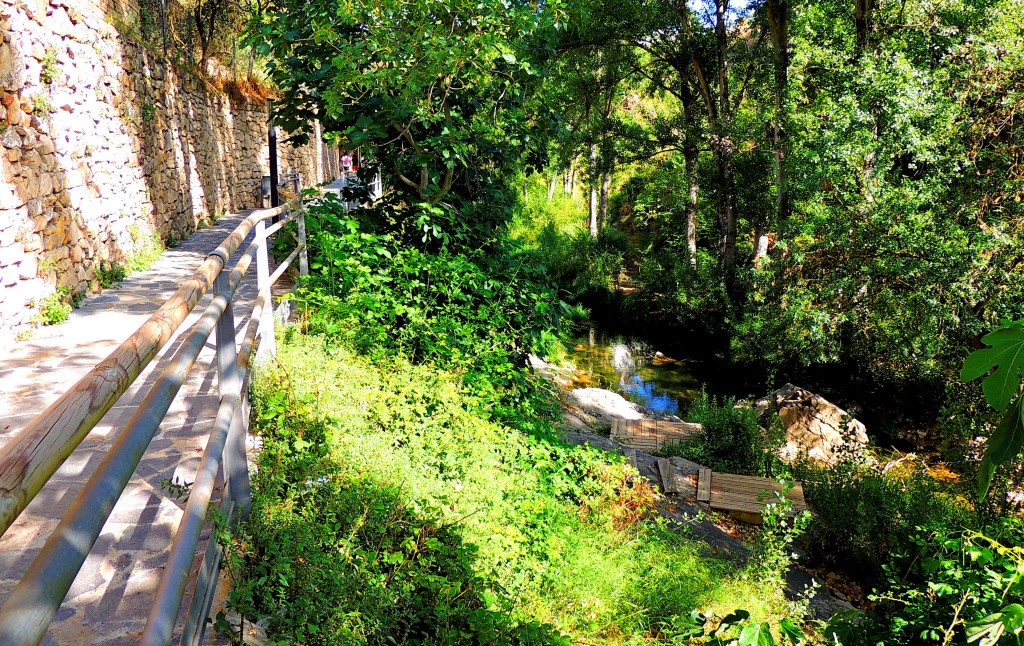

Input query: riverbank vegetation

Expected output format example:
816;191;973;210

223;0;1024;642
228;323;793;643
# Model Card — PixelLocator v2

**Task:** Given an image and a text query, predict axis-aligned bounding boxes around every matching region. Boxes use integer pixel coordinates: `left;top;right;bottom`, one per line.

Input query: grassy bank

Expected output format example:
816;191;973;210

221;330;792;644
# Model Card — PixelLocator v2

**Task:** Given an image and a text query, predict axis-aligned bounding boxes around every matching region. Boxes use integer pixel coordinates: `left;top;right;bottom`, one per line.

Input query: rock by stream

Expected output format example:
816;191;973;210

567;387;645;421
755;383;869;467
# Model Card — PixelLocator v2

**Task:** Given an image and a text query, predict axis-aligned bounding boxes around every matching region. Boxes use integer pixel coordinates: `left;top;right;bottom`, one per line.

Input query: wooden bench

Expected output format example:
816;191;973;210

696;468;808;524
610;419;701;452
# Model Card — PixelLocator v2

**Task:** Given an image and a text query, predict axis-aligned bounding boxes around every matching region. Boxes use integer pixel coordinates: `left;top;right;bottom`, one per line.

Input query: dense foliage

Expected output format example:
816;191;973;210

247;0;560;245
520;0;1024;420
297;194;564;411
797;464;970;583
232;0;1024;642
828;520;1024;645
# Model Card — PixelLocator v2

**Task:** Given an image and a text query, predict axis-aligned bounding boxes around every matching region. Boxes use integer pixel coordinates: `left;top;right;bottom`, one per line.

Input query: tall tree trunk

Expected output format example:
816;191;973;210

563;169;571;195
683;98;699;268
714;0;737;269
714;145;738;269
853;0;875;57
548;175;558;201
589;144;598;238
193;1;220;66
599;171;611;229
765;0;790;258
854;0;879;197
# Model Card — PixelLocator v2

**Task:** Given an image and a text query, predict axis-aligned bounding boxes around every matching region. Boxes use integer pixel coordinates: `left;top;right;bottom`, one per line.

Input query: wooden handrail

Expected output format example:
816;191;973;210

0;193;309;646
0;197;298;538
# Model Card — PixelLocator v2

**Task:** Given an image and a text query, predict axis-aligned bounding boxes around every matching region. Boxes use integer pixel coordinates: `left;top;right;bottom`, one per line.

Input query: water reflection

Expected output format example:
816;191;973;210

567;327;703;416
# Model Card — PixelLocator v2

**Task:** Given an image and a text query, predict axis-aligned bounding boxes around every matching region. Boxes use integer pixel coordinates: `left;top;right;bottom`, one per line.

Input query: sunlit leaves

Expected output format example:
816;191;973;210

966;604;1024;646
248;0;562;209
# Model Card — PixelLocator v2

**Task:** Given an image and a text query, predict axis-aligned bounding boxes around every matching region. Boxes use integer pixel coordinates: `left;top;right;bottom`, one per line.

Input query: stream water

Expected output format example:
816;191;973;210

565;327;704;417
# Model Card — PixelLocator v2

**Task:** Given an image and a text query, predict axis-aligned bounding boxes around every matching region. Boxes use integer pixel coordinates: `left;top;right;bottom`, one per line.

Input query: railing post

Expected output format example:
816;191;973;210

254;219;277;360
297;199;309;278
214;269;251;518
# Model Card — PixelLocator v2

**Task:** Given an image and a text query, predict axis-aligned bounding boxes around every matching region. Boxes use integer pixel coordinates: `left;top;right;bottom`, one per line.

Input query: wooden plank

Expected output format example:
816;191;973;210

715;502;766;514
710;488;807;503
712;473;784;487
711;493;786;507
697;467;712;502
610;419;624;436
711;476;805;496
657;458;678;493
613;418;701;454
701;469;810;520
626;441;660;452
709;489;808;508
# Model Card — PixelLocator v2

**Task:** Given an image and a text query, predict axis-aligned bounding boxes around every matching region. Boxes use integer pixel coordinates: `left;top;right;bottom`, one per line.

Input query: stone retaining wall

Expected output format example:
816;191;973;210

0;0;339;336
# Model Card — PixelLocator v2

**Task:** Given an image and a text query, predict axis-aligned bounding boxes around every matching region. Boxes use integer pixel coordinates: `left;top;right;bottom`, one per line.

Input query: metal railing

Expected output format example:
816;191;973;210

0;193;311;646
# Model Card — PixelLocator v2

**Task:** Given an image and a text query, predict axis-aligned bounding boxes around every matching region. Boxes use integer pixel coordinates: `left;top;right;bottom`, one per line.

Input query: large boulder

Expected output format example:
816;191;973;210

755;384;868;466
568;387;645;422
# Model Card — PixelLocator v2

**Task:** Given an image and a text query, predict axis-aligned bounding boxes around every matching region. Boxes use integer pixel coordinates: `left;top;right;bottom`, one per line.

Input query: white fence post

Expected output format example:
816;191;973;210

255;219;276;360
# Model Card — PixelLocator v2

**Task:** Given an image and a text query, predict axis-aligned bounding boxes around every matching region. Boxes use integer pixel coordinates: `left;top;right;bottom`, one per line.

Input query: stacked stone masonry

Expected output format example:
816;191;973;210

0;0;339;336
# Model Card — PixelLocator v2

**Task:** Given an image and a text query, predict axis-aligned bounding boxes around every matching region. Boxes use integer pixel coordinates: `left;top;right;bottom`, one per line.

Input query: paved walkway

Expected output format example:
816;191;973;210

0;208;269;644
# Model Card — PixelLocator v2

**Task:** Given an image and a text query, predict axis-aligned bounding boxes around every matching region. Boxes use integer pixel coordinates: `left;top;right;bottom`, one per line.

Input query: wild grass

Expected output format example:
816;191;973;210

228;331;795;645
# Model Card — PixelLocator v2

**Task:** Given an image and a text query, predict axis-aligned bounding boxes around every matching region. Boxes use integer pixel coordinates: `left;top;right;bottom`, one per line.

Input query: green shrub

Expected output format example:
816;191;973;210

507;175;587;248
829;519;1024;645
127;233;164;272
747;488;813;588
30;94;54;115
32;286;76;326
631;248;734;335
659;393;786;478
798;464;972;583
96;262;127;287
300;197;563;410
40;48;60;85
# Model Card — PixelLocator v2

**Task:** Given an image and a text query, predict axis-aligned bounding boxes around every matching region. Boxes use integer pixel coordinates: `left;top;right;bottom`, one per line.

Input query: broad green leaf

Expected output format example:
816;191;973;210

739;622;776;646
824;610;865;646
962;321;1024;411
779;618;805;646
967;613;1007;646
978;396;1024;501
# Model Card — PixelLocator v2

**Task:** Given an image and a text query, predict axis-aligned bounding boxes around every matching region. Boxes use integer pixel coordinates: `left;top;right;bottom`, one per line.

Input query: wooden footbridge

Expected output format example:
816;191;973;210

0;180;337;644
611;419;808;524
610;419;702;452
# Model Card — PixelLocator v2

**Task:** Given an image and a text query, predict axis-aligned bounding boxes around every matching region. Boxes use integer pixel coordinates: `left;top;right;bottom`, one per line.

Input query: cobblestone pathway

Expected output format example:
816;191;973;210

0;207;268;645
